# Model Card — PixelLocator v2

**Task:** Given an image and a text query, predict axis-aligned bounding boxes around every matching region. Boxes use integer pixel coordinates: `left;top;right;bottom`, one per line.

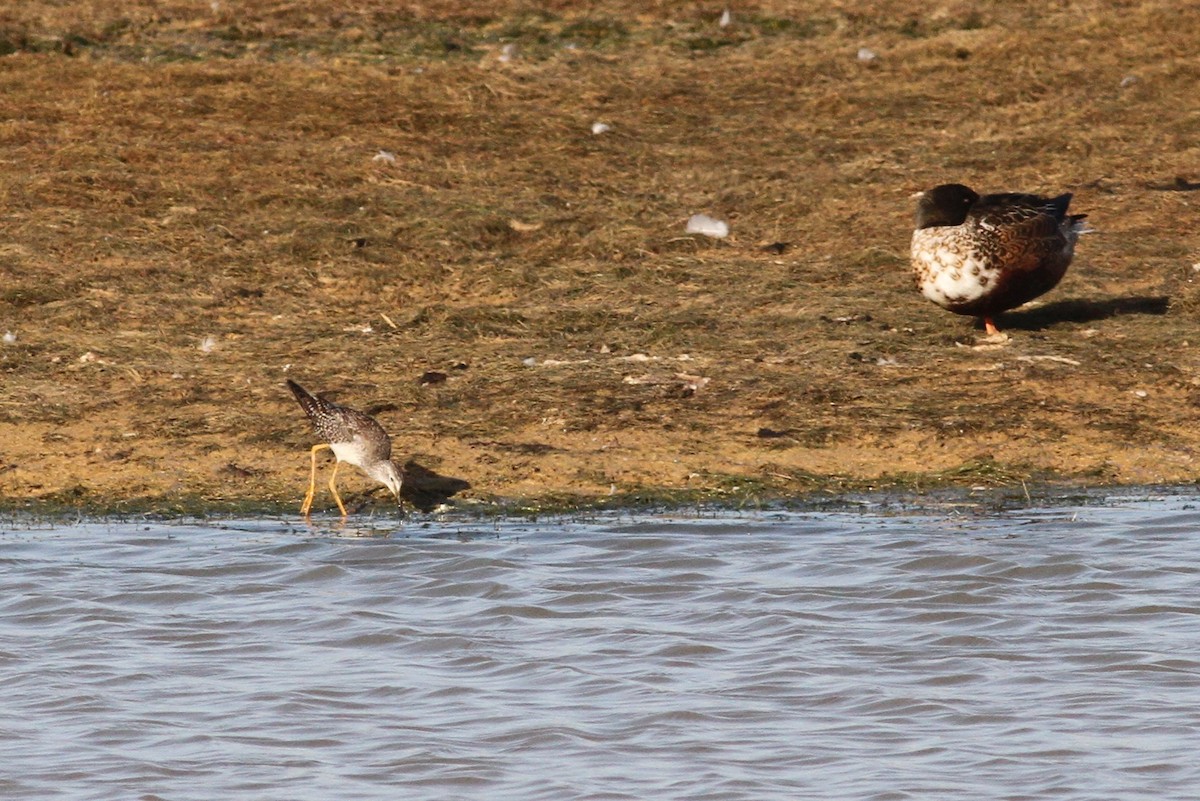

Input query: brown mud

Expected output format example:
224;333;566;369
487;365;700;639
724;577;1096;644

1;1;1198;516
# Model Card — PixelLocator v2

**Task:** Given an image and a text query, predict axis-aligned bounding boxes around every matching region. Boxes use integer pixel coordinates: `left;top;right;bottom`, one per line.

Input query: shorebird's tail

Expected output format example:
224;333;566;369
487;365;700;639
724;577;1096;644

287;379;328;419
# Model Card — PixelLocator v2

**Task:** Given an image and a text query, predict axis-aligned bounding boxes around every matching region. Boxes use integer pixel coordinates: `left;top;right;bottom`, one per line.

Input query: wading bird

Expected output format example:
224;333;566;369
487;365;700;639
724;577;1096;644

286;379;403;518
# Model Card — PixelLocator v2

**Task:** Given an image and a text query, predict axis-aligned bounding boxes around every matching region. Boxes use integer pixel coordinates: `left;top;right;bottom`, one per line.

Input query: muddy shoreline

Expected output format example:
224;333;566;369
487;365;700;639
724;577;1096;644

2;2;1198;516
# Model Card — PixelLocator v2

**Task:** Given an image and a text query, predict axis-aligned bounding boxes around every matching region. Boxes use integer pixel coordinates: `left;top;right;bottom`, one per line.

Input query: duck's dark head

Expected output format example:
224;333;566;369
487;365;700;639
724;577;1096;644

914;183;979;229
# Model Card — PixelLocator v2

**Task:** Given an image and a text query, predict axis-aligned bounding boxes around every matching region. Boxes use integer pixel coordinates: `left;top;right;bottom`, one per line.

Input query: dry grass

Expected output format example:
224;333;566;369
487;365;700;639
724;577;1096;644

1;1;1199;513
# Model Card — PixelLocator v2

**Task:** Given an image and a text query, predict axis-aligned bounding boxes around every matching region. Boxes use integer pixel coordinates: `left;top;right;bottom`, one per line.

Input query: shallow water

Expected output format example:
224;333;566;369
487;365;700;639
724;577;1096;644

2;498;1200;801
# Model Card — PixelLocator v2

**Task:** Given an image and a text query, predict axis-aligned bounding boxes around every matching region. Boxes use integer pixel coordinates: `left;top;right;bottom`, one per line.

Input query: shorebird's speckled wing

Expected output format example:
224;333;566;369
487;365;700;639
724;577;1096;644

287;379;392;461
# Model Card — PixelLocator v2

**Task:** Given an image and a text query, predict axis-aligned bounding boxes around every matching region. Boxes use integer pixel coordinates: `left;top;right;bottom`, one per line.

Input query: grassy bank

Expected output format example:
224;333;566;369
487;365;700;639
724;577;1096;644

1;1;1198;515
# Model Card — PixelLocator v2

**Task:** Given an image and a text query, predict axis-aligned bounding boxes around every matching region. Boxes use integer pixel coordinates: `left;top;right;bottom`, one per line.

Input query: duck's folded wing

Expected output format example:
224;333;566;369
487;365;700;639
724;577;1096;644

974;202;1070;273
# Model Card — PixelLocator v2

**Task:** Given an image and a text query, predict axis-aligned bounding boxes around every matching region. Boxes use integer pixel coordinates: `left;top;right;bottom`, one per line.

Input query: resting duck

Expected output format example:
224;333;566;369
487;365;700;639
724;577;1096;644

911;183;1090;335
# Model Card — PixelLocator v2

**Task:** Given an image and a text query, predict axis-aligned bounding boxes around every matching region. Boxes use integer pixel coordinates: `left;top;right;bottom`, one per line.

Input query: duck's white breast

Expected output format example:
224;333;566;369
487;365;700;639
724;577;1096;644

911;227;997;308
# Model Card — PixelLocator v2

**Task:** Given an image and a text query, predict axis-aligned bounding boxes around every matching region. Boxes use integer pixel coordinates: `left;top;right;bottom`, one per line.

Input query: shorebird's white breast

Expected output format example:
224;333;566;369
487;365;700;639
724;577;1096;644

911;227;996;308
330;439;372;469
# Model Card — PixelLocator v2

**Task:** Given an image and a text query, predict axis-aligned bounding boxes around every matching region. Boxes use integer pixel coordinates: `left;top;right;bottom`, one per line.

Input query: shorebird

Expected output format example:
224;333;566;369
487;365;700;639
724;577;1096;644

911;183;1090;336
286;379;403;518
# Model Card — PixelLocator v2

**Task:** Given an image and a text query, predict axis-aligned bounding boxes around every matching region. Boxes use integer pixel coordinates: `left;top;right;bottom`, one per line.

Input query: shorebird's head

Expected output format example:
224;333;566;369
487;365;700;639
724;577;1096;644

368;460;405;504
914;183;979;229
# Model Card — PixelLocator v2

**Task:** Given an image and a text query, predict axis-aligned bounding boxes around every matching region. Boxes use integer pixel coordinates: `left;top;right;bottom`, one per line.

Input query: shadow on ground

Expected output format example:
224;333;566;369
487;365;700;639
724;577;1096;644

400;461;472;512
1002;296;1171;331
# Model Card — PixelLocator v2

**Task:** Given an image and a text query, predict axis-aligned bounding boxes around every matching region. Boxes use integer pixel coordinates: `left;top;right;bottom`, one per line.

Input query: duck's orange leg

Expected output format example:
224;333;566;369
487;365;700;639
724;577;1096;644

983;317;1000;337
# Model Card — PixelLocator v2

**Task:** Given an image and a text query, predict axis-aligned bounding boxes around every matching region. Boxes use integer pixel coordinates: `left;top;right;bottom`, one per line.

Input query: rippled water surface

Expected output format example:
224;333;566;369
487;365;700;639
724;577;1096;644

3;498;1200;800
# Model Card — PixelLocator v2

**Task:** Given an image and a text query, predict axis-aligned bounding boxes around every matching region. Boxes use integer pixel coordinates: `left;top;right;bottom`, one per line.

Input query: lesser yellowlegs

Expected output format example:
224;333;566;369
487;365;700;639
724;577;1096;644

286;379;404;518
911;183;1089;336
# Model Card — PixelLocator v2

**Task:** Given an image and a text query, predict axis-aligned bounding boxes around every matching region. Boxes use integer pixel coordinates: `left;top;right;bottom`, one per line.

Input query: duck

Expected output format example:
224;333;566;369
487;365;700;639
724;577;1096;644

910;183;1090;336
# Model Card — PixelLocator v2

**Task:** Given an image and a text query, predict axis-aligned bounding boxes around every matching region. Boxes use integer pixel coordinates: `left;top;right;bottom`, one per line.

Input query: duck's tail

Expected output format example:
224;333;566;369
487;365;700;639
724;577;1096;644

1046;192;1074;221
1069;214;1094;235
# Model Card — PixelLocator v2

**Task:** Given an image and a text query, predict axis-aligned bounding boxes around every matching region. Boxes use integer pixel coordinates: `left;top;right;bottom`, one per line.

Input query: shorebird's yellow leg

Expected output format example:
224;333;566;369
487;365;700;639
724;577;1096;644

301;443;330;517
983;317;1000;337
327;460;348;518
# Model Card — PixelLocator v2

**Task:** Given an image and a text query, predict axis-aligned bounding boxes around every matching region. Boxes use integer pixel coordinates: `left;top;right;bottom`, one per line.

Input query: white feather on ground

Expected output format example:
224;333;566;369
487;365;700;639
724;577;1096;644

686;214;729;238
